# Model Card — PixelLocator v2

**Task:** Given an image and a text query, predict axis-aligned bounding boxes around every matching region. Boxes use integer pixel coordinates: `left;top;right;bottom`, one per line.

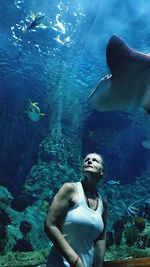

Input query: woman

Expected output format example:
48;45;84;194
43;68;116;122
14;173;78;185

44;152;107;267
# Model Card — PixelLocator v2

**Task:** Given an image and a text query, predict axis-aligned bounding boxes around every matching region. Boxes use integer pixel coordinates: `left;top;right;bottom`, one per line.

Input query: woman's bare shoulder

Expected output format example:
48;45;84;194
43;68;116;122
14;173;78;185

56;182;77;202
61;182;78;205
60;182;77;193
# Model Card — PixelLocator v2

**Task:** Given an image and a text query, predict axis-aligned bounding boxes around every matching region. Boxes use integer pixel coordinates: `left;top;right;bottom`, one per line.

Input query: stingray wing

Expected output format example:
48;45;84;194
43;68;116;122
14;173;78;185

88;34;150;111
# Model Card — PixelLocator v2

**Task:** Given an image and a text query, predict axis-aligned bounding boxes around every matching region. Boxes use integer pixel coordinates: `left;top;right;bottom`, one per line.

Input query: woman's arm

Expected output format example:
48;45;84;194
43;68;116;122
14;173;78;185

93;199;108;267
44;182;84;267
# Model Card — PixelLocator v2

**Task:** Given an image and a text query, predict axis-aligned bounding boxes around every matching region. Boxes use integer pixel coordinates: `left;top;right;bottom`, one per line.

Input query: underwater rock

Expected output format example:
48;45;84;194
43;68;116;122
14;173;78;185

0;239;6;253
39;146;56;162
113;218;125;232
114;230;122;246
0;225;7;239
11;194;37;211
0;208;11;226
38;132;82;171
106;231;114;248
13;238;34;252
144;199;150;219
20;221;32;235
112;218;125;246
145;235;150;247
0;225;7;253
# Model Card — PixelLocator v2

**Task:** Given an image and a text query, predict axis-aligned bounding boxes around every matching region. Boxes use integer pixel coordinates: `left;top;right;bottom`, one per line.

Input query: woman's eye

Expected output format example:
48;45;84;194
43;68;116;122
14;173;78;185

93;158;98;162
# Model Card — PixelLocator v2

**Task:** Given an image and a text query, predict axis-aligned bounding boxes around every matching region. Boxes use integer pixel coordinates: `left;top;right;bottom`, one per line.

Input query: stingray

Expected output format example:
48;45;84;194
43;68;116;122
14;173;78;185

88;34;150;113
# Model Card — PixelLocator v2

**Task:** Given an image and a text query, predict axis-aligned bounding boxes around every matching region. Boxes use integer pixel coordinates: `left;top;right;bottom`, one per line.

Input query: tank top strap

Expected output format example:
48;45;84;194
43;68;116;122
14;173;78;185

73;182;85;204
97;191;104;215
74;182;104;215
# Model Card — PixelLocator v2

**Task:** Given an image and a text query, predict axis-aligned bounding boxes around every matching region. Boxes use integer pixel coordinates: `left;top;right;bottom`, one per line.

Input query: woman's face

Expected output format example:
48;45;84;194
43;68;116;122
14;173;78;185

83;153;104;176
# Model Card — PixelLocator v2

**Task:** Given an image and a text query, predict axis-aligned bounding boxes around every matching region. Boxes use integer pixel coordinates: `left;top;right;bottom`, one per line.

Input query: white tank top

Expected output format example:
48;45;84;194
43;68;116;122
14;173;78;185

46;182;104;267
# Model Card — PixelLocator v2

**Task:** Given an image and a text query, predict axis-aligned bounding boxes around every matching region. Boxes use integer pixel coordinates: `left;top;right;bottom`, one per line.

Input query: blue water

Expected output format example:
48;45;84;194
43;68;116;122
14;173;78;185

1;0;150;260
1;0;150;196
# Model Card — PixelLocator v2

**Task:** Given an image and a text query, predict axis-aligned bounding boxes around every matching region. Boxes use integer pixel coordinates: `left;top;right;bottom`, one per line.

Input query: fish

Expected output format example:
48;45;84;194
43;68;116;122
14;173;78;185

142;139;150;149
15;11;47;44
106;180;120;185
127;199;146;217
88;34;150;113
26;12;46;31
25;99;45;122
127;204;140;217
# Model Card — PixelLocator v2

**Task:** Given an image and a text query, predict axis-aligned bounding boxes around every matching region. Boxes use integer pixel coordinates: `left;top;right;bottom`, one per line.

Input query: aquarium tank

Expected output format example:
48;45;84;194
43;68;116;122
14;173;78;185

0;0;150;266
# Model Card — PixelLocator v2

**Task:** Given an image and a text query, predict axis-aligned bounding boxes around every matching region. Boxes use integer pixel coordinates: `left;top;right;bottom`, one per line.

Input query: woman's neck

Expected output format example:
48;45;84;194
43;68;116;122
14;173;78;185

81;180;97;197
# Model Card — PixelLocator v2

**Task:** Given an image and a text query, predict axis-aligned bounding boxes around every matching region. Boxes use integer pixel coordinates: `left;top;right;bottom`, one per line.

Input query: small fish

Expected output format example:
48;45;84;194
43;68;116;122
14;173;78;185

128;205;140;217
27;12;46;31
127;199;144;217
106;180;120;185
15;11;47;44
25;99;45;122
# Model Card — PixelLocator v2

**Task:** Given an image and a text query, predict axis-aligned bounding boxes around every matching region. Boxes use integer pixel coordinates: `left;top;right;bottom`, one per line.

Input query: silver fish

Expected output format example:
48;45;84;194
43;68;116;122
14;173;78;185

106;180;120;185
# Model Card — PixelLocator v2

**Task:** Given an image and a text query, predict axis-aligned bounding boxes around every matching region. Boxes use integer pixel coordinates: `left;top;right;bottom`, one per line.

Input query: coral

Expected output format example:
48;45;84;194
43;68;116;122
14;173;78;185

136;234;148;249
134;216;146;231
5;225;21;253
124;226;138;246
0;186;13;207
0;249;49;266
23;205;49;250
41;200;50;213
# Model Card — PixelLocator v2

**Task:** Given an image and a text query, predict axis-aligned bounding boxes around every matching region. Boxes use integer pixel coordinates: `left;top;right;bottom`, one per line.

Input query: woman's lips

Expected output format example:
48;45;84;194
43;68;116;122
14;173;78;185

84;165;93;168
